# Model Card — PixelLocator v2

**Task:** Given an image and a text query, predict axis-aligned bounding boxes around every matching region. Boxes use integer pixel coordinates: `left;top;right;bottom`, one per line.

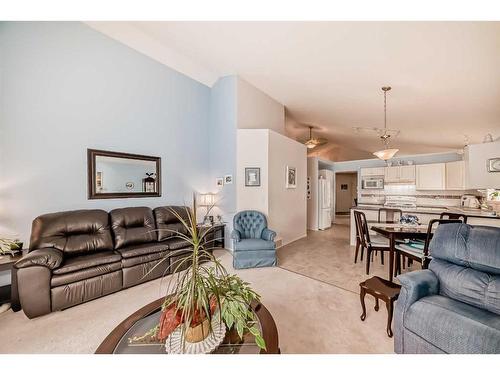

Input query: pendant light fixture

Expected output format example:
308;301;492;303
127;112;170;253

373;86;399;161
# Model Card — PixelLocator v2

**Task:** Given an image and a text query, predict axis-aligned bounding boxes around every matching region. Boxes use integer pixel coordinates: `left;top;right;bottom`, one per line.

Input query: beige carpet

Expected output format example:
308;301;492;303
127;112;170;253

0;221;396;354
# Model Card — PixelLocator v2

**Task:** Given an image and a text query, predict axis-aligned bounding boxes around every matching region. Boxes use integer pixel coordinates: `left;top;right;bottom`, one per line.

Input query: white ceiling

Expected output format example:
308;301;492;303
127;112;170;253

88;21;500;161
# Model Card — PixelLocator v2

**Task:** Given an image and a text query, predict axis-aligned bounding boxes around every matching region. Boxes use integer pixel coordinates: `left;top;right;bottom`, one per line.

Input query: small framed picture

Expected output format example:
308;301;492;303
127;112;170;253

286;166;297;189
224;175;233;184
216;177;224;187
245;167;261;187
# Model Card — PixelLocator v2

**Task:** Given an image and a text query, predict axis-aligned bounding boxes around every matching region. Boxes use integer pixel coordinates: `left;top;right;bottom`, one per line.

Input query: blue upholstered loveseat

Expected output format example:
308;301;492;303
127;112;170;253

231;210;277;269
394;223;500;354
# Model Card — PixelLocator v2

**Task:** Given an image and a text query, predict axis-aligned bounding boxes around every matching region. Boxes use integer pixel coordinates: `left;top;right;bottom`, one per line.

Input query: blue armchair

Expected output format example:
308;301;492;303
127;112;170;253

231;210;277;269
394;223;500;354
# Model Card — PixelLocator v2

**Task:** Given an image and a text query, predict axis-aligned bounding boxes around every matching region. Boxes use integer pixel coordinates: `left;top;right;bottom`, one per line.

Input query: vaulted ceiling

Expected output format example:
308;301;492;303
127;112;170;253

88;21;500;161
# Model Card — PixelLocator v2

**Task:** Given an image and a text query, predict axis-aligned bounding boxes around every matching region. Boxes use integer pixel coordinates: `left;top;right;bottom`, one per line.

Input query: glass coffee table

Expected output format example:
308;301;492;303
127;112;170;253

95;298;279;354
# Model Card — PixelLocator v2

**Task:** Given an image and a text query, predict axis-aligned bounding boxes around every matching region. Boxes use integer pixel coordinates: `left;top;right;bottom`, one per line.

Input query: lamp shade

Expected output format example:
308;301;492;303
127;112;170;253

373;148;399;161
199;193;216;206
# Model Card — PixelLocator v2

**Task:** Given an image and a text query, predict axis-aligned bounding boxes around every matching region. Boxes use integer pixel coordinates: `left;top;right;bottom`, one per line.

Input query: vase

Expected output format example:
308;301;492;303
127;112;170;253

185;318;210;343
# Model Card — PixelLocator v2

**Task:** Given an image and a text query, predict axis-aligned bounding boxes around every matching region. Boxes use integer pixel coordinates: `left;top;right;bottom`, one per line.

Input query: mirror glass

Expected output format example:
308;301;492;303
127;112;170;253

88;149;161;199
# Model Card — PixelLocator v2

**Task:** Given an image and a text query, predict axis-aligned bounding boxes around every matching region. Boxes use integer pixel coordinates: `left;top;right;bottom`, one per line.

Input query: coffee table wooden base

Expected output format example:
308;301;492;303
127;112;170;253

359;276;401;338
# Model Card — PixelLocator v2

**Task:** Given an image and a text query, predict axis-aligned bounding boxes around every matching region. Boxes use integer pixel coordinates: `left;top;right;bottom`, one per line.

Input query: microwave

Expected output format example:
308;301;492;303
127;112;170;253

362;177;384;189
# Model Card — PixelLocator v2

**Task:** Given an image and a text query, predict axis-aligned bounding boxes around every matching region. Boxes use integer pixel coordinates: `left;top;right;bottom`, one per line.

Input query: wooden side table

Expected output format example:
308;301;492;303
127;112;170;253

0;252;25;311
198;223;226;249
359;276;401;337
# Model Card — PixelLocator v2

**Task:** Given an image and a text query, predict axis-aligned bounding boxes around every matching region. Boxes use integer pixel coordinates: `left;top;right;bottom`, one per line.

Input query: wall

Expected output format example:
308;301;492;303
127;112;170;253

0;22;211;242
237;77;285;135
307;157;319;230
236;129;269;214
465;141;500;189
208;76;238;247
237;129;307;246
268;131;307;245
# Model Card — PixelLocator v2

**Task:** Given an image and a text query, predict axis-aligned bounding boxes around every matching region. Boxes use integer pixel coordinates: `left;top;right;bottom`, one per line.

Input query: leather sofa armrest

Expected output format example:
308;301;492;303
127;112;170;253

262;228;277;242
15;248;64;270
394;269;439;353
231;229;242;242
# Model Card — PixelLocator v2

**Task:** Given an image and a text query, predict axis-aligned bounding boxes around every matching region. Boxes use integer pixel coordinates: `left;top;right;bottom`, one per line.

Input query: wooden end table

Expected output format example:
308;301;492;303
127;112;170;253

359;276;401;337
0;251;25;311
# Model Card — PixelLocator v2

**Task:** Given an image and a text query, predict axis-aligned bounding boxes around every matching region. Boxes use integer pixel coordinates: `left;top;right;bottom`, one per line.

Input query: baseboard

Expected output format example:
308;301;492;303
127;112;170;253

281;233;307;247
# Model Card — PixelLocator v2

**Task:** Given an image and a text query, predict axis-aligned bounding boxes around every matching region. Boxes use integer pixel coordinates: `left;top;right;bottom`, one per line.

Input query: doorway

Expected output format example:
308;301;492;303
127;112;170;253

335;172;358;214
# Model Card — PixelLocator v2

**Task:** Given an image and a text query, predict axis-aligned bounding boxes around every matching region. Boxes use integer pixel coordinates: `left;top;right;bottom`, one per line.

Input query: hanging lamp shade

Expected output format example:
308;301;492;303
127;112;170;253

373;148;399;161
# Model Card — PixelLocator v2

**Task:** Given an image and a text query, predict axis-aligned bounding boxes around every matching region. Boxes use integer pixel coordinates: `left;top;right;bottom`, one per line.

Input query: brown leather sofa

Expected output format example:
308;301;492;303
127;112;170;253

13;206;195;319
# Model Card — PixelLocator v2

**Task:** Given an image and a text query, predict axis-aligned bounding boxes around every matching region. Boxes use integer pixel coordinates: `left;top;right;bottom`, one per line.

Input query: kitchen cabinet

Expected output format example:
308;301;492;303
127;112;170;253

445;161;466;190
416;163;446;190
384;165;416;183
361;167;385;176
384;167;400;182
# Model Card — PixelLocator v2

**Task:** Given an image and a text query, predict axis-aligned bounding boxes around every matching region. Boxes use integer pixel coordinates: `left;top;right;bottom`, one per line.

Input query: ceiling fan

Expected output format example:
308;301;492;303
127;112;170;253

302;126;328;149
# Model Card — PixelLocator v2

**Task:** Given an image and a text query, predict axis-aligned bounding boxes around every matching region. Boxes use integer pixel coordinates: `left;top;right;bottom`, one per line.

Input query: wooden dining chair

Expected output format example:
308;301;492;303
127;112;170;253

353;211;364;264
378;208;403;224
353;210;391;275
440;212;468;223
394;218;463;275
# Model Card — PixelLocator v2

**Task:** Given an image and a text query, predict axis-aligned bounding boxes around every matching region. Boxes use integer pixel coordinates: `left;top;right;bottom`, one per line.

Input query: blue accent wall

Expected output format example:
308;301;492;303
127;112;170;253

0;22;211;241
208;76;238;247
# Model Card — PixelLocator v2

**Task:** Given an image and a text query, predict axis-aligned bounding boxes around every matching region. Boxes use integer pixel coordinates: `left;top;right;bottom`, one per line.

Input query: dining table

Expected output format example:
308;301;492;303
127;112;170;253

370;223;430;282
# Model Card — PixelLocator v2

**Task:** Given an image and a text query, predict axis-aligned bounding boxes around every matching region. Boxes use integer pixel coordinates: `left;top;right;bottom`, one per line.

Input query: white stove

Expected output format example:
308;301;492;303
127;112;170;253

384;196;417;209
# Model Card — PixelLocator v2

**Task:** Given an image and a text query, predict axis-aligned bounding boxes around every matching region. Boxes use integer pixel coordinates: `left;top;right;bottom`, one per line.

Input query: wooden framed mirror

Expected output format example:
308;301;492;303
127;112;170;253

87;149;161;199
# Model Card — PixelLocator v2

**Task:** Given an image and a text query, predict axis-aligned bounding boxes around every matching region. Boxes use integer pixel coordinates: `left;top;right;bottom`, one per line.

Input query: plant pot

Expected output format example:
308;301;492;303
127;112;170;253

185;318;210;343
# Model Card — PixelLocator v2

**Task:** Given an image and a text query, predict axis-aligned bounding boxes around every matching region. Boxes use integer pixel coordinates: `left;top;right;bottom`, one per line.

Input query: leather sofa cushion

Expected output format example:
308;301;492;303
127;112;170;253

117;243;169;259
110;207;156;249
52;251;121;275
51;270;122;311
404;295;500;354
234;239;276;251
161;237;192;250
430;259;500;315
154;206;190;241
29;209;113;255
430;223;500;275
51;262;122;287
121;250;170;268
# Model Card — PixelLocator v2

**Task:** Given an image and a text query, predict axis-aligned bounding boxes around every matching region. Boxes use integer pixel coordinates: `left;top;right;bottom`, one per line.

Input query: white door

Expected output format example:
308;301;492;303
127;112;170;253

446;161;466;190
416;163;446;190
384;166;400;182
399;165;416;182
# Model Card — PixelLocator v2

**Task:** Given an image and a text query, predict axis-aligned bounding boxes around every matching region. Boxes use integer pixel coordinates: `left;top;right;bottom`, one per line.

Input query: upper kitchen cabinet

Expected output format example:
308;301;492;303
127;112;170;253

464;142;500;189
445;160;466;190
360;167;385;176
399;165;416;182
416;163;446;190
384;165;416;183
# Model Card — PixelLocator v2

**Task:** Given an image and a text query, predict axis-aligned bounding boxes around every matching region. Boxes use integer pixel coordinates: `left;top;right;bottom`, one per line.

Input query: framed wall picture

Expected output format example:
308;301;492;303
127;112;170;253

216;177;224;187
286;166;297;189
224;175;233;184
245;167;261;187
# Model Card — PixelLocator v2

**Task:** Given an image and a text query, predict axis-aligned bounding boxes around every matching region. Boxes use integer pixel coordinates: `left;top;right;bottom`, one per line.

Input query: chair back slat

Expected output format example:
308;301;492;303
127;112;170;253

439;212;468;223
354;210;371;248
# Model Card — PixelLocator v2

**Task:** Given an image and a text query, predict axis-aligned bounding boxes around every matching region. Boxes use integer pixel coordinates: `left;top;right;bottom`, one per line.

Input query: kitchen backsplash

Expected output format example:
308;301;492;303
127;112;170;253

360;183;479;207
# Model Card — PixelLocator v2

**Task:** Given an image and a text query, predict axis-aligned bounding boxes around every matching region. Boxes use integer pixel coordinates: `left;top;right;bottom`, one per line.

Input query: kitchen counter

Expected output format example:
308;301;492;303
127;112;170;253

349;204;499;246
351;204;499;219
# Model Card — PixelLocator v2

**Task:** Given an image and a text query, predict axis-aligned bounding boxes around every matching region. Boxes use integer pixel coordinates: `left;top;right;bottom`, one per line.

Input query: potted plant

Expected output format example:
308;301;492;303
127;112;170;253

0;238;23;256
136;203;266;353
